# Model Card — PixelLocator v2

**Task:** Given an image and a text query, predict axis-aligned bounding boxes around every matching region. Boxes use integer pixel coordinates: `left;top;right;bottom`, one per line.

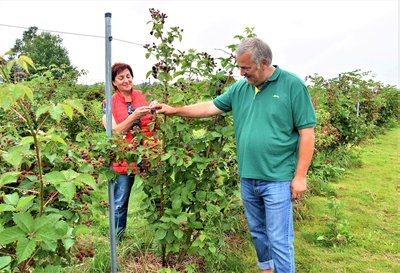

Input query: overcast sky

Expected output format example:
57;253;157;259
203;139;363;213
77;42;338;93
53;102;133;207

0;0;398;87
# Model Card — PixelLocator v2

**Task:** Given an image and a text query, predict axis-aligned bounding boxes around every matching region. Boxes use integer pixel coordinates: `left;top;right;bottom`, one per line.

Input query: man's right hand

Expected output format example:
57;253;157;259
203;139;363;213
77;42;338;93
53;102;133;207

150;102;175;116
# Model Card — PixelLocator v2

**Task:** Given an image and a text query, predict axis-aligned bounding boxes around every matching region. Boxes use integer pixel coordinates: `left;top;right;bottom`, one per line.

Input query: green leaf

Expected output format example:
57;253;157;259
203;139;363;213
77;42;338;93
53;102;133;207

36;226;59;243
36;105;50;119
16;195;35;211
145;70;152;78
0;85;15;109
133;175;144;188
63;238;74;251
32;265;62;273
190;221;203;229
44;171;66;185
40;239;58;252
16;237;36;264
6;60;16;73
20;136;34;145
66;99;85;117
158;72;172;81
172;198;182;210
57;182;76;203
11;84;27;100
75;132;85;142
171;93;184;104
60;224;74;250
18;83;33;102
61;103;73;119
210;131;222;138
62;169;80;181
177;214;188;223
214;189;225;197
166;230;175;244
196;191;207;201
13;212;34;233
173;71;184;78
48;104;64;121
154;228;167;241
176;157;183;166
174;229;184;239
16;58;28;72
4;192;19;205
77;162;94;173
160;216;171;223
75;173;96;189
18;55;35;70
208;245;216;254
34;214;62;232
49;135;67;146
191;240;203;247
169;156;176;165
45;171;77;202
7;84;33;103
161;151;172;161
0;204;15;212
54;220;68;236
166;243;180;254
0;256;12;270
2;145;31;169
44;152;57;163
0;226;25;245
0;171;21;186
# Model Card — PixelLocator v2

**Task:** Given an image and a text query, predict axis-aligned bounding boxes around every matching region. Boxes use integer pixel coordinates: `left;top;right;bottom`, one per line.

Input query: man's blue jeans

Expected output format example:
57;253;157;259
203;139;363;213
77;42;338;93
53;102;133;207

114;174;134;239
240;178;295;273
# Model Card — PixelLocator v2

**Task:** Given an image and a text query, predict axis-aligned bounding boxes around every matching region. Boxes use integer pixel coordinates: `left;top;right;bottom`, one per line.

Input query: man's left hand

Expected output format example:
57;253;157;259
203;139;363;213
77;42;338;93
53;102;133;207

291;176;307;200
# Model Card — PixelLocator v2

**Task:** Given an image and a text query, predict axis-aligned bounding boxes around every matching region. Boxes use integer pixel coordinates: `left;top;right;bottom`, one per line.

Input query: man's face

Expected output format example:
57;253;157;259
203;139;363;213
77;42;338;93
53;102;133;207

236;51;266;87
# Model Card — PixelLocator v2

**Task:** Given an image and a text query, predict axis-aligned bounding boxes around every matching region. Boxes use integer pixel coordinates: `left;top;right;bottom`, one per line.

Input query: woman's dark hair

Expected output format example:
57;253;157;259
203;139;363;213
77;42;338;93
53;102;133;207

111;63;134;90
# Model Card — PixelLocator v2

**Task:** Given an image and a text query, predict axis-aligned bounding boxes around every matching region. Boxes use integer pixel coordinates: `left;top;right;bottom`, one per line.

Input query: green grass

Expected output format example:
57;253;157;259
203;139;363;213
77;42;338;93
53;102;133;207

294;127;400;273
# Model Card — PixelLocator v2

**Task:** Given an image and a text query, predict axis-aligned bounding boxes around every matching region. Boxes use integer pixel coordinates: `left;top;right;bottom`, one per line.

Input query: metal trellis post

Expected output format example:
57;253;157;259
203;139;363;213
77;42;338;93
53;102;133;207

105;12;117;273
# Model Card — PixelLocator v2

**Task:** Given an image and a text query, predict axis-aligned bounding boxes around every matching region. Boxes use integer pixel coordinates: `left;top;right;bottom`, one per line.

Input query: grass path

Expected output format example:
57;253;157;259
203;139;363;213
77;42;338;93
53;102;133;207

295;127;400;273
242;127;400;273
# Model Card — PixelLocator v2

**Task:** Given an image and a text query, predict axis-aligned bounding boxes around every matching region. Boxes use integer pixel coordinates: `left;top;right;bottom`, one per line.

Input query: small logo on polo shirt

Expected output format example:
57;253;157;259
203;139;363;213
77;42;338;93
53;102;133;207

273;94;280;99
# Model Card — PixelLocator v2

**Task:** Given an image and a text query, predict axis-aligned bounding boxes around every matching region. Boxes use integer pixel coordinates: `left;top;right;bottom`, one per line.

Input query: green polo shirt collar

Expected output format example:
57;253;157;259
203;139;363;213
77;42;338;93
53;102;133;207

257;65;281;92
268;65;281;82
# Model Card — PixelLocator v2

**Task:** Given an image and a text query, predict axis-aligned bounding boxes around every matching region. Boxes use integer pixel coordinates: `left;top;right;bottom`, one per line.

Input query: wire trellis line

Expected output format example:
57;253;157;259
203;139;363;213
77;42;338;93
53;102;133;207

0;23;144;47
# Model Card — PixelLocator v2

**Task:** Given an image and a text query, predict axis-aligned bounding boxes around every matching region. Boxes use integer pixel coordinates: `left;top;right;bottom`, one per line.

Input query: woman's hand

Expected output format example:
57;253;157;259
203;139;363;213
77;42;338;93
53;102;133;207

132;106;152;119
149;101;162;114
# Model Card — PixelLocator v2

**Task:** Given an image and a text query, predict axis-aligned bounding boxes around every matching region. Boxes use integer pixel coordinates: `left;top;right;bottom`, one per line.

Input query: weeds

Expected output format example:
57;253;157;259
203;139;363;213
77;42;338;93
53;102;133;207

316;197;354;247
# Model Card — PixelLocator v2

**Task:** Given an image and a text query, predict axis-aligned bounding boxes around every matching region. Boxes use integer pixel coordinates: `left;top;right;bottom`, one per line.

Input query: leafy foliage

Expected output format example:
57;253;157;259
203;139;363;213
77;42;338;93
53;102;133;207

8;26;80;82
134;8;251;268
0;54;114;272
307;71;399;194
315;197;354;247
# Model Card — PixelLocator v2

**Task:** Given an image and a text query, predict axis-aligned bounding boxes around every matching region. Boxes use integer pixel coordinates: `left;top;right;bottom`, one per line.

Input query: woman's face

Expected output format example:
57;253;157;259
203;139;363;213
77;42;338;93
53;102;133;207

112;68;133;92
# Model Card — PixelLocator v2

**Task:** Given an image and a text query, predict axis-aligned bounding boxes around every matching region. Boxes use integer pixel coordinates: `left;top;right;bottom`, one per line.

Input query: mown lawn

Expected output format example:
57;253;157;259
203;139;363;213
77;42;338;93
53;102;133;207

295;127;400;273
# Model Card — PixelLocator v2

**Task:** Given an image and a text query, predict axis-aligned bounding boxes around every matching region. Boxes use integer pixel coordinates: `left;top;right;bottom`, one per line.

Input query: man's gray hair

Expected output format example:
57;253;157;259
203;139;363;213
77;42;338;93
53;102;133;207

236;38;273;68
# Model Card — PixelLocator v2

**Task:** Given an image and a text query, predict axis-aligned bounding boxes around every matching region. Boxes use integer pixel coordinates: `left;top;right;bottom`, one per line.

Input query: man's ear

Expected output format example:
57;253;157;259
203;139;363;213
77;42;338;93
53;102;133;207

261;59;269;69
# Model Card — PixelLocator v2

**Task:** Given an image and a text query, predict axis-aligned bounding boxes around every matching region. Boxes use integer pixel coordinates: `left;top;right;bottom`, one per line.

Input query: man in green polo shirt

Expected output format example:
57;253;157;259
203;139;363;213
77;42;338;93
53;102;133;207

154;37;316;273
